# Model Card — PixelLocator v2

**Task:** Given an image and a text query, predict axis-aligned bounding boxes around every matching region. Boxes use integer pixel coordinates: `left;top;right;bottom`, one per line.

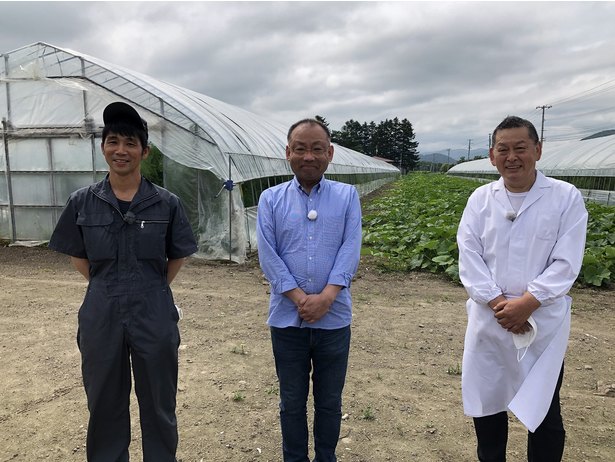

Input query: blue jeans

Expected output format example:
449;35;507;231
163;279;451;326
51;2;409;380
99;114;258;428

270;326;351;462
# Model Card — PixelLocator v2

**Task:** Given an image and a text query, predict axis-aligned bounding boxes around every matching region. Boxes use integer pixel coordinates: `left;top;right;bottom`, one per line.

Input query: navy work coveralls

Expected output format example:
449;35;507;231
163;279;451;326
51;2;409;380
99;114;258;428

49;175;197;462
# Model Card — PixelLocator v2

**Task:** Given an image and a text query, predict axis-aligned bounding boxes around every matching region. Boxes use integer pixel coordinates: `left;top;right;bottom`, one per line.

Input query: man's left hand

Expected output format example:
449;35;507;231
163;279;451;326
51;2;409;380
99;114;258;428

298;293;332;323
493;292;540;334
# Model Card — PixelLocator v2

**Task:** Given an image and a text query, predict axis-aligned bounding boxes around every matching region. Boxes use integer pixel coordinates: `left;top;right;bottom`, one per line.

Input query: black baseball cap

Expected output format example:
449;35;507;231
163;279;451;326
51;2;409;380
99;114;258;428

102;102;148;136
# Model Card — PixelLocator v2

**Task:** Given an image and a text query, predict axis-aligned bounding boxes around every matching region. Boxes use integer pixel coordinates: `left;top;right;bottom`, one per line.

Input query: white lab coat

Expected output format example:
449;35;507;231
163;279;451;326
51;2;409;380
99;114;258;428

457;171;588;432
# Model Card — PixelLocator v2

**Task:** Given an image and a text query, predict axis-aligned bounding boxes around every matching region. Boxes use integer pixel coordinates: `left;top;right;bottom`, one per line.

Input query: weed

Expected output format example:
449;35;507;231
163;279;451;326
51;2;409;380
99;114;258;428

361;406;376;421
232;391;245;402
266;385;279;395
231;344;247;355
447;363;462;375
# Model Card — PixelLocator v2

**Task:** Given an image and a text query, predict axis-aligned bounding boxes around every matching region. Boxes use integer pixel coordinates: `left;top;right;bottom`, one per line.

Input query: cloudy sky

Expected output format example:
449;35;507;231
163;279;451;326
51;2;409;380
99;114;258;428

1;1;615;154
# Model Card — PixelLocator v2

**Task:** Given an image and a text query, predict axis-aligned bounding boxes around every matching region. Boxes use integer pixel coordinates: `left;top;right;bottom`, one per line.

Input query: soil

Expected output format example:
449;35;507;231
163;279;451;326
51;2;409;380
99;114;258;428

0;245;613;462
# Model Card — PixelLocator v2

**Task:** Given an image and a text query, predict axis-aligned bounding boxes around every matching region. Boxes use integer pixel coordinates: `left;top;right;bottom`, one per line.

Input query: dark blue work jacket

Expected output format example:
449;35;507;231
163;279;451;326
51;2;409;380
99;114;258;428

49;175;197;283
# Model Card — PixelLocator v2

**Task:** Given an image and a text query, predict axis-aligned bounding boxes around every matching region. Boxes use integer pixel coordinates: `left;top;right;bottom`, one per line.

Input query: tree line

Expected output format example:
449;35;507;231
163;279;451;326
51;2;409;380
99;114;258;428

143;115;422;187
316;115;420;172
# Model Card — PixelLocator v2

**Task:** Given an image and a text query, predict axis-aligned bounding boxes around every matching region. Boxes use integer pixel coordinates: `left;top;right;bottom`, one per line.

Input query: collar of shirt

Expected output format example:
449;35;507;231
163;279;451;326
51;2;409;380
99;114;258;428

292;175;326;196
92;174;160;212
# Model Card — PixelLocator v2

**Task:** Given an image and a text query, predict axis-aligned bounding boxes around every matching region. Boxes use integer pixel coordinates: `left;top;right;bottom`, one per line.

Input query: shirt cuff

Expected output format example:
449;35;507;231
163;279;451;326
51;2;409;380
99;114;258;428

471;287;503;306
526;286;550;305
328;272;353;289
271;276;299;295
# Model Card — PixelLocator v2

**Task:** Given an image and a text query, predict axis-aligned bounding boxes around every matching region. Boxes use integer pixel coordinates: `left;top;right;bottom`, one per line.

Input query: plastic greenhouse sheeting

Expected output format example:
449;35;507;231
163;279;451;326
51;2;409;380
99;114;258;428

1;42;399;262
448;135;615;177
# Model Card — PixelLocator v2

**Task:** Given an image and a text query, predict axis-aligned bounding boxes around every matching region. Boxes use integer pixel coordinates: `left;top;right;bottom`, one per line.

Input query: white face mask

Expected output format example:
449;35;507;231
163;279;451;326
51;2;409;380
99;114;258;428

512;316;538;362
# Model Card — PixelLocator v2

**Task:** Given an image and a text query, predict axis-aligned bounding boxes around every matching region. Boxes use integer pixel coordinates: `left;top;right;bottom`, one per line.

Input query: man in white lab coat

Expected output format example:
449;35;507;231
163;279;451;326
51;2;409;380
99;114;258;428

457;116;588;461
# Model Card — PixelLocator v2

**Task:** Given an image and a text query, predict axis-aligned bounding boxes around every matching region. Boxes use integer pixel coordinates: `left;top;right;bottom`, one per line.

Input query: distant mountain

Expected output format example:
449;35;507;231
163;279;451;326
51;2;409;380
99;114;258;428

420;148;489;164
419;152;454;164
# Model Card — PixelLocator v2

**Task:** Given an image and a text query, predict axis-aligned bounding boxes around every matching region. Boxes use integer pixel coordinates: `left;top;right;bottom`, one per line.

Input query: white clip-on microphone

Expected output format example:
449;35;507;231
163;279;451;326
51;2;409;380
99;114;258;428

506;211;517;222
307;210;318;221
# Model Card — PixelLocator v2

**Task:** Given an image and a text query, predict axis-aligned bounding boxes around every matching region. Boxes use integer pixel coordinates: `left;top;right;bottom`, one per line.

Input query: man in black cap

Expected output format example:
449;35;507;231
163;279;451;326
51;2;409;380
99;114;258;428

49;101;197;461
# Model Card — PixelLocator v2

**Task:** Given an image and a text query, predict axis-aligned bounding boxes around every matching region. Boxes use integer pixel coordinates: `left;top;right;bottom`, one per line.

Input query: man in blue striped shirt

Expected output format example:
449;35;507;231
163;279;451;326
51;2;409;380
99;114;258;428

257;119;362;462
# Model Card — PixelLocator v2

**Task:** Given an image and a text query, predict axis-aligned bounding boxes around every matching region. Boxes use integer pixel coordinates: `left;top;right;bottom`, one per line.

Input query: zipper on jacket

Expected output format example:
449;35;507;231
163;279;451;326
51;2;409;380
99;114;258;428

91;189;161;226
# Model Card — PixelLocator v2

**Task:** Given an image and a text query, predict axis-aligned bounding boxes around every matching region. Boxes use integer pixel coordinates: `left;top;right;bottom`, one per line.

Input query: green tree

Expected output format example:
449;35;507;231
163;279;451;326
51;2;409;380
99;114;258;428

372;118;419;172
315;115;329;128
397;118;420;171
332;119;364;152
373;119;392;161
364;121;378;156
331;116;420;171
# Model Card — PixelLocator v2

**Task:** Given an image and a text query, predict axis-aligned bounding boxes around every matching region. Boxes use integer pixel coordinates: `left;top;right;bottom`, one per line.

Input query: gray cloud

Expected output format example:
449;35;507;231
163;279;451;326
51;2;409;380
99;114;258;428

1;1;615;153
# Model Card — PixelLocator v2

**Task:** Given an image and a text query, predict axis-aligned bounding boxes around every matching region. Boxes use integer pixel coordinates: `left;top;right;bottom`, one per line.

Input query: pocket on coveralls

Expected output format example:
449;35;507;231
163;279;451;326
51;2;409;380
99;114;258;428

135;214;169;259
76;212;116;261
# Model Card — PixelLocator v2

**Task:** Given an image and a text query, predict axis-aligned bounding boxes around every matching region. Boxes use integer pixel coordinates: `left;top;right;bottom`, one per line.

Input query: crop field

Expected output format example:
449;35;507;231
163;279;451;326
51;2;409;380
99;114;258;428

364;173;615;287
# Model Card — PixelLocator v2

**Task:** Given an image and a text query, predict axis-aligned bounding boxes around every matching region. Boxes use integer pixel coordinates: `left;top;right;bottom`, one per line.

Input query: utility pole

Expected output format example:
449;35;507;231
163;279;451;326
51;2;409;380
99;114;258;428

536;105;552;144
467;139;472;160
488;133;492;149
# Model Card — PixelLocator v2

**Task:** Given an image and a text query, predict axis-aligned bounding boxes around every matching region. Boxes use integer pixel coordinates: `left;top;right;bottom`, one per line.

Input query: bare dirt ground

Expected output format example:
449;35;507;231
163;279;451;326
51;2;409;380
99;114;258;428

0;245;613;462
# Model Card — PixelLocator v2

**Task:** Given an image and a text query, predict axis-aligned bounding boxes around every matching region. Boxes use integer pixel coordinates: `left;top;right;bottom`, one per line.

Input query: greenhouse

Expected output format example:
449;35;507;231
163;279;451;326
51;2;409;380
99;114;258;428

447;134;615;205
1;42;400;262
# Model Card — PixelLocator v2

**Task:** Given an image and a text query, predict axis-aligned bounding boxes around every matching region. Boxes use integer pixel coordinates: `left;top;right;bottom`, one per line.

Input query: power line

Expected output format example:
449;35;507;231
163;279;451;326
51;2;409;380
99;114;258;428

536;105;552;143
546;78;615;107
481;81;615;145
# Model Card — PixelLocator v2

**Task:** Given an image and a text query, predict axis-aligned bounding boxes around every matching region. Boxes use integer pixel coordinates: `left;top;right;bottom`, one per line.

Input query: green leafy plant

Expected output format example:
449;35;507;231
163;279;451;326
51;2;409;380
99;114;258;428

361;406;376;421
363;173;475;281
362;173;614;287
447;363;462;375
580;202;615;286
266;385;279;395
140;144;164;186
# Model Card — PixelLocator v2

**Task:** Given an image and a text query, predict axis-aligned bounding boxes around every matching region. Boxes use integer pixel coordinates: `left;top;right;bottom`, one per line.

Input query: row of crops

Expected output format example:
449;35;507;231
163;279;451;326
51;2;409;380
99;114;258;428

362;173;614;287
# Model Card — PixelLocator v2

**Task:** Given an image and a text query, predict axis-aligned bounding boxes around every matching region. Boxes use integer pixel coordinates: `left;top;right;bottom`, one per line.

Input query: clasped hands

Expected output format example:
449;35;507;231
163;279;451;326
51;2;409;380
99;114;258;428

285;285;342;323
296;293;333;323
489;292;540;335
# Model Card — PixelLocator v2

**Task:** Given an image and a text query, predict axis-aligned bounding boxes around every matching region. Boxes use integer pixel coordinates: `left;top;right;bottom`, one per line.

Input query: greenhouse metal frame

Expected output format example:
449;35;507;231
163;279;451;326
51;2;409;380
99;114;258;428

1;42;400;261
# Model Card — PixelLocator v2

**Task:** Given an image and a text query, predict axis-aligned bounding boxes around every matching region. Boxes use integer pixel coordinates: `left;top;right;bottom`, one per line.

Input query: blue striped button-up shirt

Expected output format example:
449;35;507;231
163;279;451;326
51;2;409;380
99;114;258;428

256;177;362;329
